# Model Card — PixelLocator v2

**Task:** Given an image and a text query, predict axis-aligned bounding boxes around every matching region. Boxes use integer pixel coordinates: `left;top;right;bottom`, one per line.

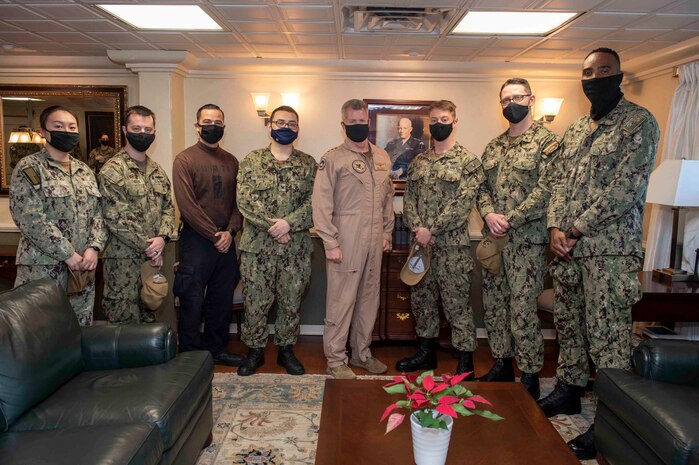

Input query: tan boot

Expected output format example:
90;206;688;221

326;363;357;379
349;356;388;374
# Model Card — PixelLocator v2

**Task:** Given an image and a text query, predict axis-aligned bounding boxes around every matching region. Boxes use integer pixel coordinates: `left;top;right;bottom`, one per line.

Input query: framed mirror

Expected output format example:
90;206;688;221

0;84;127;195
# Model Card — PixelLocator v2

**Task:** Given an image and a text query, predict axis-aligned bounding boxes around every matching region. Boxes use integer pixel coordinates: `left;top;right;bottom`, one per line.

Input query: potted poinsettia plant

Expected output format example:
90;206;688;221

380;370;503;465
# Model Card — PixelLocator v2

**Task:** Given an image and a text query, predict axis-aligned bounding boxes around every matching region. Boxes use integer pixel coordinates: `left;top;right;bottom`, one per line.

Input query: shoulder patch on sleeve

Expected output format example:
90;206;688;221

463;157;482;174
21;167;41;187
318;157;326;171
621;112;647;135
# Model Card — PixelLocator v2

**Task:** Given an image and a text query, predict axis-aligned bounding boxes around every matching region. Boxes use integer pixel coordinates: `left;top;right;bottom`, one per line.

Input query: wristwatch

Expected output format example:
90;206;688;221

90;245;101;253
565;228;582;240
160;234;171;244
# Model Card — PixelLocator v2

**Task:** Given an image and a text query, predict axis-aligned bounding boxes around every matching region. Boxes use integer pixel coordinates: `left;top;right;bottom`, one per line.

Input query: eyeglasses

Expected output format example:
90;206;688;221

499;94;531;106
272;119;298;130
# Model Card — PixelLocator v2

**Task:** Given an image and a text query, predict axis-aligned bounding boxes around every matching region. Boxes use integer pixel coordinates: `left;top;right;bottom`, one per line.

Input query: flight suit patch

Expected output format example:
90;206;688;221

319;158;326;170
374;162;387;171
352;160;366;173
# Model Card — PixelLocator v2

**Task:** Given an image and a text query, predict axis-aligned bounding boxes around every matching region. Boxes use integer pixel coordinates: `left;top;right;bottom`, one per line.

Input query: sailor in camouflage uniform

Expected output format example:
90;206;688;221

537;48;659;460
10;105;107;326
477;78;561;398
88;133;117;174
99;106;175;324
236;106;317;376
397;100;484;378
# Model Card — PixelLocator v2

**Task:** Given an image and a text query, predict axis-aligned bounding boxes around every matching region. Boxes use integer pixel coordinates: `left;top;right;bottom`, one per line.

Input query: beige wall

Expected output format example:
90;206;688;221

183;76;586;162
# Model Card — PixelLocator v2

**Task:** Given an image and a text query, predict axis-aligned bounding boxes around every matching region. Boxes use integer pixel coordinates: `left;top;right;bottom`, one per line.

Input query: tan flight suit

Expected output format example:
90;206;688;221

312;141;394;367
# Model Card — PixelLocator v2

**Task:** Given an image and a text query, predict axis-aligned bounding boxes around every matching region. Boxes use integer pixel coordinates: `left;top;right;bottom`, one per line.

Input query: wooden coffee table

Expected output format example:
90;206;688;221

315;379;580;464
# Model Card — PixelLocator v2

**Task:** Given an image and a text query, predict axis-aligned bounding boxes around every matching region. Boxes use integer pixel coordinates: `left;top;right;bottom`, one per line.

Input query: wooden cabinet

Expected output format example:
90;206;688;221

378;247;452;344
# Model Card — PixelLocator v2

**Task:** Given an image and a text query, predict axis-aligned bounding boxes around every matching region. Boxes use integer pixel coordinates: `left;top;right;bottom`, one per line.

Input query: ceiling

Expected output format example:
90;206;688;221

0;0;698;64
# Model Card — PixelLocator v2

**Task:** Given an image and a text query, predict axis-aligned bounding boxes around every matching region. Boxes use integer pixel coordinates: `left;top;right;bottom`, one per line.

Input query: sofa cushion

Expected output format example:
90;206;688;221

10;351;212;450
0;279;83;431
595;369;699;465
0;423;163;465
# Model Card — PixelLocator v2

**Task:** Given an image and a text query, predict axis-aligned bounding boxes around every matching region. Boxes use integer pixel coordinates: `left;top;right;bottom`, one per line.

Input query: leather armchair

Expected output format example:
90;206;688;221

594;339;699;465
0;278;214;465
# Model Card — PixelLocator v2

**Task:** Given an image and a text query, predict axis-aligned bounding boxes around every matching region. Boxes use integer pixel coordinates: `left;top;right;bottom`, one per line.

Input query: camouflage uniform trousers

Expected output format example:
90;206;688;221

240;246;312;348
411;245;477;351
102;258;155;325
552;255;642;387
482;242;546;373
15;264;94;326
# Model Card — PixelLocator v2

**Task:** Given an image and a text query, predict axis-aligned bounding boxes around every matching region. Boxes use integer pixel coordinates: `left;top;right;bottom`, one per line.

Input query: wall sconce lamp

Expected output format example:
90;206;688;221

250;92;271;125
538;98;564;123
251;92;301;126
8;126;44;144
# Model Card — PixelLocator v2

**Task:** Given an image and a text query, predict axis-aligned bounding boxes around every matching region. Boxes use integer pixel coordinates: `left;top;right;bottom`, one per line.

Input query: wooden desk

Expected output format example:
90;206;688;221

315;379;579;465
633;271;699;322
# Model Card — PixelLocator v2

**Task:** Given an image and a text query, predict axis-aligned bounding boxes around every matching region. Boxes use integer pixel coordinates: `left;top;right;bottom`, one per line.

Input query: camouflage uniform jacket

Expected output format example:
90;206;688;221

10;148;107;265
547;98;659;258
88;146;117;173
404;142;484;246
237;146;317;254
98;149;175;259
478;122;561;244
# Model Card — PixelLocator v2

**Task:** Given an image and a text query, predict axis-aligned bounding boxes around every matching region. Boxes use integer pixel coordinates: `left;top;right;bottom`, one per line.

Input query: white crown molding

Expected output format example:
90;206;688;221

624;36;699;83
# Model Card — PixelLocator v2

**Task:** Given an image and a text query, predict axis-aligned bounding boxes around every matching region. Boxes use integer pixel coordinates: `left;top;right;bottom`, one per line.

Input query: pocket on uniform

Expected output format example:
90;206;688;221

43;181;71;198
610;268;642;309
173;264;196;297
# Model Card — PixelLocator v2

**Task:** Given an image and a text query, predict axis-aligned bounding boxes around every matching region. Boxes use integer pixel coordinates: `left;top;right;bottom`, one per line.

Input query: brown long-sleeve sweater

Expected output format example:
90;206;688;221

173;141;243;243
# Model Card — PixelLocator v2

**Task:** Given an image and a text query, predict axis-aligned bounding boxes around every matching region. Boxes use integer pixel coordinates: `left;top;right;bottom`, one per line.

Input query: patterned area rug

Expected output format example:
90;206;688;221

196;374;597;465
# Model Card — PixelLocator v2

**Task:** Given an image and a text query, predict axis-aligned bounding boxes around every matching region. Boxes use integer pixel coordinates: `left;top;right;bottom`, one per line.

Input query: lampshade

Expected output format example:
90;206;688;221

250;93;270;117
541;98;564;118
281;92;300;108
646;159;699;207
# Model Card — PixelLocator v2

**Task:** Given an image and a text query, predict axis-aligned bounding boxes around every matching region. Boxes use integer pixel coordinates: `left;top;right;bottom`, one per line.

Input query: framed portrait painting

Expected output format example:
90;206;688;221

364;99;433;195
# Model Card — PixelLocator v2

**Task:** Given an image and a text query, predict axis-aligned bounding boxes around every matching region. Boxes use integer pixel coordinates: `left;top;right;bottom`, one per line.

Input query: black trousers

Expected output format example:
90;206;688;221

174;226;239;355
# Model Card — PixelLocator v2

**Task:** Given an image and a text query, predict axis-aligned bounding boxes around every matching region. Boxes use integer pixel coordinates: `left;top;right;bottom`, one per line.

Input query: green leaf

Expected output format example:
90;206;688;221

396;400;411;408
452;385;467;396
416;370;434;386
452;403;469;416
474;410;505;421
383;384;407;395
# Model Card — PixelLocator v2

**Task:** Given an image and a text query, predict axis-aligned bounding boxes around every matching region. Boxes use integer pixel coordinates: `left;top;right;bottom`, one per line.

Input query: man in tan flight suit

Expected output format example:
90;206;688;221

312;98;395;379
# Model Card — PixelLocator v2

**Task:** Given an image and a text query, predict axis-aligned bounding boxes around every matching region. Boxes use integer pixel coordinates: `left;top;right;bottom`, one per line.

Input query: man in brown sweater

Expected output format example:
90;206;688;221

172;103;244;366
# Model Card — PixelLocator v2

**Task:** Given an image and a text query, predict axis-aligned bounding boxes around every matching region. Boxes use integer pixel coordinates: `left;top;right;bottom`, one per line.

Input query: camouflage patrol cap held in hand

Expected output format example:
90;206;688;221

476;234;509;275
141;261;168;311
400;242;431;286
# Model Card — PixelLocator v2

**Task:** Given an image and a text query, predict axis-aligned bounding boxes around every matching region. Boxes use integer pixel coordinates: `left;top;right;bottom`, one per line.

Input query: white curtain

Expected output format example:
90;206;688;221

644;61;699;274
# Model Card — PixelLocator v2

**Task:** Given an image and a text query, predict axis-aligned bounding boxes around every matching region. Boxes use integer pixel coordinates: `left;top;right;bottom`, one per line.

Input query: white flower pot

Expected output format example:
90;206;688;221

410;412;454;465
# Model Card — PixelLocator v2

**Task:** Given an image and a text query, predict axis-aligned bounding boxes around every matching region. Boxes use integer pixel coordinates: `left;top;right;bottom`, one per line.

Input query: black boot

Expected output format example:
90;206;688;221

277;345;305;375
477;357;514;382
567;424;596;460
520;372;540;399
536;380;581;417
396;337;437;372
455;351;475;380
237;348;265;376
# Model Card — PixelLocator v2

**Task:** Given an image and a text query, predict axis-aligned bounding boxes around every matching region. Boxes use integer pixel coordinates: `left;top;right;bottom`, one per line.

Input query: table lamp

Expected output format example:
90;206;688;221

646;159;699;282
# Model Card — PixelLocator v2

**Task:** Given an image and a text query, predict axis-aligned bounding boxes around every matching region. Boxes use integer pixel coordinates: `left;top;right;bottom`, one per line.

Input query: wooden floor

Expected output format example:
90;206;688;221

218;336;562;378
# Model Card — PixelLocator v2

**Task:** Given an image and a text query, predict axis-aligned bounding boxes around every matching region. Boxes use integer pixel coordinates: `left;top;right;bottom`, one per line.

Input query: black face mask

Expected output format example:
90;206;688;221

100;139;109;146
344;123;369;143
502;102;530;124
199;124;224;144
126;131;155;152
429;122;453;142
582;73;624;121
47;130;80;153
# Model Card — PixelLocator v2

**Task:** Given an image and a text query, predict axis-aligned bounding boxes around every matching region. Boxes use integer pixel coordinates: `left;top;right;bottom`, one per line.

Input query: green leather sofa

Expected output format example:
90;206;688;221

0;278;214;465
595;338;699;465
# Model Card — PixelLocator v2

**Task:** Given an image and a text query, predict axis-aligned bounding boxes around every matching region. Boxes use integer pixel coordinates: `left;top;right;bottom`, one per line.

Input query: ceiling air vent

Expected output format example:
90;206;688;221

343;6;458;34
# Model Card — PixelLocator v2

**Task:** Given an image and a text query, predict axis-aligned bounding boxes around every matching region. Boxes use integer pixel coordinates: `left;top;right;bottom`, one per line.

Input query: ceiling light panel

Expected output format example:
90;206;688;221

98;5;223;31
452;11;579;35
